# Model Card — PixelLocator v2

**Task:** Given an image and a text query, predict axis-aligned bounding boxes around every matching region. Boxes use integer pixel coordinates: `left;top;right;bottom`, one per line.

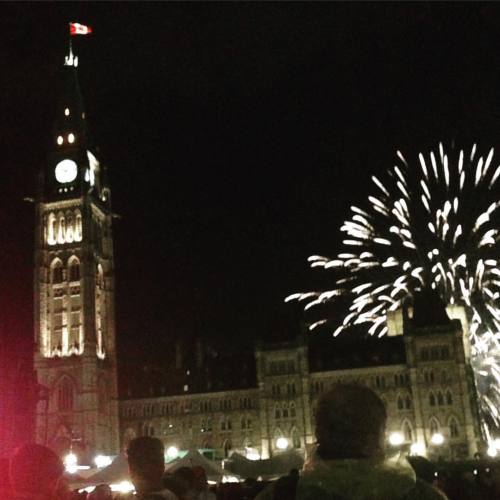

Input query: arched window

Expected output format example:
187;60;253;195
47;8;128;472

57;377;74;412
241;417;246;430
51;260;64;284
290;402;296;418
449;417;459;438
275;404;281;419
403;420;413;442
47;212;57;245
429;417;440;435
437;391;444;406
397;396;404;410
68;258;80;282
429;392;436;406
291;427;301;448
405;395;412;409
282;403;289;419
74;210;83;242
446;390;453;405
206;417;212;431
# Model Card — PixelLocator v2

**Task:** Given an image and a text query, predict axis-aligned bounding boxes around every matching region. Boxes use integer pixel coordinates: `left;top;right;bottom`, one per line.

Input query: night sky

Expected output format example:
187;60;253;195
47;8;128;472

2;3;500;362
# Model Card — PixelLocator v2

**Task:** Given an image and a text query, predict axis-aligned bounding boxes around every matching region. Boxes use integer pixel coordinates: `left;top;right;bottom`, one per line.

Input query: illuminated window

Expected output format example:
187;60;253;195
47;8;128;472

74;210;82;242
57;135;63;145
64;108;70;116
68;133;75;144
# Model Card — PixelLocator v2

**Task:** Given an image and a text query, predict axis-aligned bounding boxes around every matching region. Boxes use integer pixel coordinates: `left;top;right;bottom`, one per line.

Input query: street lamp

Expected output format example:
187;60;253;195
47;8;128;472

276;437;289;450
430;433;444;446
388;432;404;446
166;446;179;460
94;455;112;468
487;444;498;458
64;452;78;474
410;442;426;456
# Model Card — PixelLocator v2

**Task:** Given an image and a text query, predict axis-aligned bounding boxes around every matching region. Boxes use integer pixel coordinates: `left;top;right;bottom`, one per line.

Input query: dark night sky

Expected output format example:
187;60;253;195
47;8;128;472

2;3;500;361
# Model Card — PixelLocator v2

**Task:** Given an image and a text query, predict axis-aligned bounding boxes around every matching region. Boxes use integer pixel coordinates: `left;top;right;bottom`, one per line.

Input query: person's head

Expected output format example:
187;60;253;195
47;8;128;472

173;466;197;492
314;384;387;460
406;456;436;484
87;483;112;499
9;443;65;498
127;437;165;493
192;465;208;491
162;472;189;497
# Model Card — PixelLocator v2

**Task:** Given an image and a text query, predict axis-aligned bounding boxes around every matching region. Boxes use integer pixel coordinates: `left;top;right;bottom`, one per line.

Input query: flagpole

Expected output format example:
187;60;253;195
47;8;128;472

68;22;73;59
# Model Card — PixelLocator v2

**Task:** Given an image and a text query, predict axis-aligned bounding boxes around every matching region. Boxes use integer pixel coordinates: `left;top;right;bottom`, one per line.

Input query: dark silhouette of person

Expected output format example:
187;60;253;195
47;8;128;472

9;443;67;500
127;437;178;499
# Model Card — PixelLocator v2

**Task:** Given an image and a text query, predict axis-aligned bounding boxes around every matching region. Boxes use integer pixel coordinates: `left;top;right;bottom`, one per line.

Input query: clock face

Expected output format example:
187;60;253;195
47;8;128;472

55;159;78;184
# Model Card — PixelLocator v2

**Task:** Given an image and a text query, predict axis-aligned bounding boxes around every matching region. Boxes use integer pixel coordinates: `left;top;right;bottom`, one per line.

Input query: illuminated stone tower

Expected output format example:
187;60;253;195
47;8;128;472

34;47;119;458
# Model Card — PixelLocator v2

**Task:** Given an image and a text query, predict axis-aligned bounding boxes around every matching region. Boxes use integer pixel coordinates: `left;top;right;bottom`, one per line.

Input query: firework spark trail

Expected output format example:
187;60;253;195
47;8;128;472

286;143;500;437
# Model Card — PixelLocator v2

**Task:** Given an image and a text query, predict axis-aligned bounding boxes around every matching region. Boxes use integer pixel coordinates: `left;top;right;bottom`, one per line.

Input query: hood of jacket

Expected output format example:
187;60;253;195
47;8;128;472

297;451;417;500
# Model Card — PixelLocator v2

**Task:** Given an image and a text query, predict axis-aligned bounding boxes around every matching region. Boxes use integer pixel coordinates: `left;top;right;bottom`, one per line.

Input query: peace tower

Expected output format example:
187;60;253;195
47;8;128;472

34;45;119;457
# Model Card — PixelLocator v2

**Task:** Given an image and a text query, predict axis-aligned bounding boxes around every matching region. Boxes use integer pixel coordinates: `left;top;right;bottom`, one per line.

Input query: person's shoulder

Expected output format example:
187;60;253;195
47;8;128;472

401;478;448;500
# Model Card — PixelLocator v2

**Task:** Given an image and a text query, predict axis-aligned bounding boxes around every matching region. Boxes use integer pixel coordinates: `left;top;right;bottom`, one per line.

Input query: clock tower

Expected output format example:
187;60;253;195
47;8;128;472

34;46;119;458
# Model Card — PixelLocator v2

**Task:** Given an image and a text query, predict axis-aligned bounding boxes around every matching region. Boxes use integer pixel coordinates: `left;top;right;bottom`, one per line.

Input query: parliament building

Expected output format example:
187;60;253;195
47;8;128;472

33;47;484;465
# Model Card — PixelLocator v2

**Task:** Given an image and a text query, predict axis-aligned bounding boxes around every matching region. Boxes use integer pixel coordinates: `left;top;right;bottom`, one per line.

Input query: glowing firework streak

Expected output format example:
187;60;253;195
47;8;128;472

286;143;500;436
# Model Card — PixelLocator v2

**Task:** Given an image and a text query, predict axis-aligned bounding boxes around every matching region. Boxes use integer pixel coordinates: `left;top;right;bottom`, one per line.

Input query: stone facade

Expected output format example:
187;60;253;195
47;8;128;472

119;311;482;461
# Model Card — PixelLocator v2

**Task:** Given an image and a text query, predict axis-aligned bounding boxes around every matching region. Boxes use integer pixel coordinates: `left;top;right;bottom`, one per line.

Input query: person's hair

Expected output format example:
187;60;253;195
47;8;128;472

9;444;64;494
87;483;112;499
127;436;164;482
162;472;188;497
314;384;387;459
406;456;436;484
173;466;196;486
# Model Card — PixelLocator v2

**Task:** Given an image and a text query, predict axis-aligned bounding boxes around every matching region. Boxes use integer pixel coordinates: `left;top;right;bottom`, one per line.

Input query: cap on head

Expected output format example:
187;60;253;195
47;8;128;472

315;384;387;459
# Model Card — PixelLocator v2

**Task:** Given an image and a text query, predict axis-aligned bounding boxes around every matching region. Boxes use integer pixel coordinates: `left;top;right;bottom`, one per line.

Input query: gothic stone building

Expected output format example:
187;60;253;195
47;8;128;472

119;305;482;461
33;47;482;464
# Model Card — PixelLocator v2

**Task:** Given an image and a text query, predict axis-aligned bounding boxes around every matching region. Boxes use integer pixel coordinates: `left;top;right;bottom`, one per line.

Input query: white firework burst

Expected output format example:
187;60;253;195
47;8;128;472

287;143;500;435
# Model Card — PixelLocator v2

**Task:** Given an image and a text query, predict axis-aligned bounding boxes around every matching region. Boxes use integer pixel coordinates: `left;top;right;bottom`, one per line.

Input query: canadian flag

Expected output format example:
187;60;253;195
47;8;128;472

70;23;93;36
